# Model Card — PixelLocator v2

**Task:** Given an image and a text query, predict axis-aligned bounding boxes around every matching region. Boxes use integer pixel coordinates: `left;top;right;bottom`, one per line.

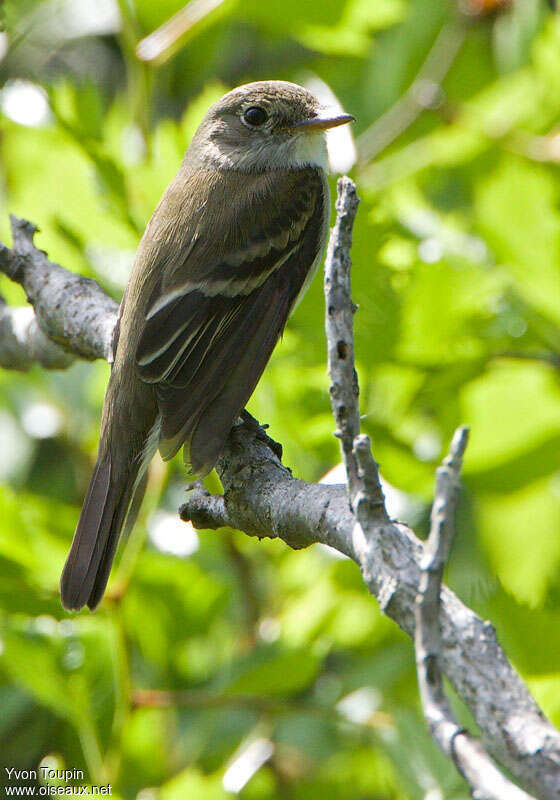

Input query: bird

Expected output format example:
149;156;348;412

60;80;354;611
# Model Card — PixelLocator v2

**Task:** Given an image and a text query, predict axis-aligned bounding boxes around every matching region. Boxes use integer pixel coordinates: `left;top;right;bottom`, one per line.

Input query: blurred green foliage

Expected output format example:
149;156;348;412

0;0;559;797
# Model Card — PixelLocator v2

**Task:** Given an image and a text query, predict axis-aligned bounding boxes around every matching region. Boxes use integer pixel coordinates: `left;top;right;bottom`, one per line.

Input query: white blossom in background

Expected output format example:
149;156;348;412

148;510;199;557
121;125;148;166
336;686;381;724
1;80;52;127
21;401;62;439
0;410;34;482
257;617;281;643
135;790;158;800
26;0;121;41
303;75;357;174
86;244;136;292
320;461;425;524
32;615;58;636
418;237;443;264
413;431;442;462
222;738;274;794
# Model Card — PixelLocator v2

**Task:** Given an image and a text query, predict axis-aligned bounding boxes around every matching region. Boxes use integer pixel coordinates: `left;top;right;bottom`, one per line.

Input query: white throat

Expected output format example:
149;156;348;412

199;130;329;173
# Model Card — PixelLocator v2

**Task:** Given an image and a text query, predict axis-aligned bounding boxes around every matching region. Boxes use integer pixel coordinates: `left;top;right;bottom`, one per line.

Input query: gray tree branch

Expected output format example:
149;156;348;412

415;427;534;800
323;177;363;505
0;296;74;370
1;189;559;799
0;216;118;363
321;179;546;799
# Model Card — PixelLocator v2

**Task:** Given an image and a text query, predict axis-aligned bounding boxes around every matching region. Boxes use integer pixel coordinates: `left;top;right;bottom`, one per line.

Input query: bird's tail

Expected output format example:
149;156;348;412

60;449;147;611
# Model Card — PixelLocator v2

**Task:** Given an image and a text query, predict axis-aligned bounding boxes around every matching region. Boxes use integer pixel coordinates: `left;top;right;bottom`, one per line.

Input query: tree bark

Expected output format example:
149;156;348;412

1;191;559;799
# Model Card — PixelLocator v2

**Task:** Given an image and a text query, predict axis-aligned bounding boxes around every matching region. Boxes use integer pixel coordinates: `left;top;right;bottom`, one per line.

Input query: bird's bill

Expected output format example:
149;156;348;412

292;113;355;131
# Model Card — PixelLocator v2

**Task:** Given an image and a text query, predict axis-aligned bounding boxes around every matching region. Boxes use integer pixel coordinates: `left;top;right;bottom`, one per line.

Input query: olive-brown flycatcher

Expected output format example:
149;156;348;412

60;80;354;611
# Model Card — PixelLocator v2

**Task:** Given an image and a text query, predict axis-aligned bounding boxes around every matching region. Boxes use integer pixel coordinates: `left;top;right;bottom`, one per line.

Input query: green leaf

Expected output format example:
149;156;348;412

120;708;174;789
160;767;229;800
527;674;560;729
475;156;560;325
122;552;227;671
462;362;560;480
0;616;115;735
397;260;501;364
475;475;560;607
485;587;560;674
226;647;321;696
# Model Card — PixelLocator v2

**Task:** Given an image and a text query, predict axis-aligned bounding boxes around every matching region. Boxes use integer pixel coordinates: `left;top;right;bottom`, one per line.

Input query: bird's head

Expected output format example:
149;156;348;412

189;80;354;172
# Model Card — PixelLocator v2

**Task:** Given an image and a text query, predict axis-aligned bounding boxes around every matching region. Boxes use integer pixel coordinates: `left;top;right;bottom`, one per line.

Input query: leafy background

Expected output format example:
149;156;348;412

0;0;559;797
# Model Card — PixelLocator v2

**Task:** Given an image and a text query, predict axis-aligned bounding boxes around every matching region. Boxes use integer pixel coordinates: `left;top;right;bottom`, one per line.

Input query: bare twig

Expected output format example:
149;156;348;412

131;688;392;732
324;178;386;522
352;434;387;527
323;176;388;525
136;0;227;64
414;427;535;799
423;425;469;573
324;177;362;506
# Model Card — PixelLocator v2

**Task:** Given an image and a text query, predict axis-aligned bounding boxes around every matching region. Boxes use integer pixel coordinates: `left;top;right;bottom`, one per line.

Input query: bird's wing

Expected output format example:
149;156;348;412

135;166;328;474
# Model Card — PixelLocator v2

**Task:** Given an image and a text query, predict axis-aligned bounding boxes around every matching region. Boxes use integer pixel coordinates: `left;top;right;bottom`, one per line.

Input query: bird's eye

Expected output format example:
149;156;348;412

243;106;268;127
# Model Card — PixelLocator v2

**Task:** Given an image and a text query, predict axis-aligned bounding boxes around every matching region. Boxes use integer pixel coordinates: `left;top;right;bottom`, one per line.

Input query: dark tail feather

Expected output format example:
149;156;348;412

60;452;146;611
86;468;149;611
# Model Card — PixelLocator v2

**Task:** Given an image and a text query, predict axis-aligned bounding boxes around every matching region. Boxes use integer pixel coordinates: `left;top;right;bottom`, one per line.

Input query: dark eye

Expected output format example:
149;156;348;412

243;106;268;127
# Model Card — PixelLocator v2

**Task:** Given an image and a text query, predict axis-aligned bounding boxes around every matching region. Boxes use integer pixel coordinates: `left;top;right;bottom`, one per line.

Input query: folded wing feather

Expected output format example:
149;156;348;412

135;166;327;474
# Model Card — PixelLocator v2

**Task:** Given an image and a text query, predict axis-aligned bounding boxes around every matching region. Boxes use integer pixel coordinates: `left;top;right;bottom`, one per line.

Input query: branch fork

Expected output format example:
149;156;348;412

323;182;538;799
0;183;558;799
